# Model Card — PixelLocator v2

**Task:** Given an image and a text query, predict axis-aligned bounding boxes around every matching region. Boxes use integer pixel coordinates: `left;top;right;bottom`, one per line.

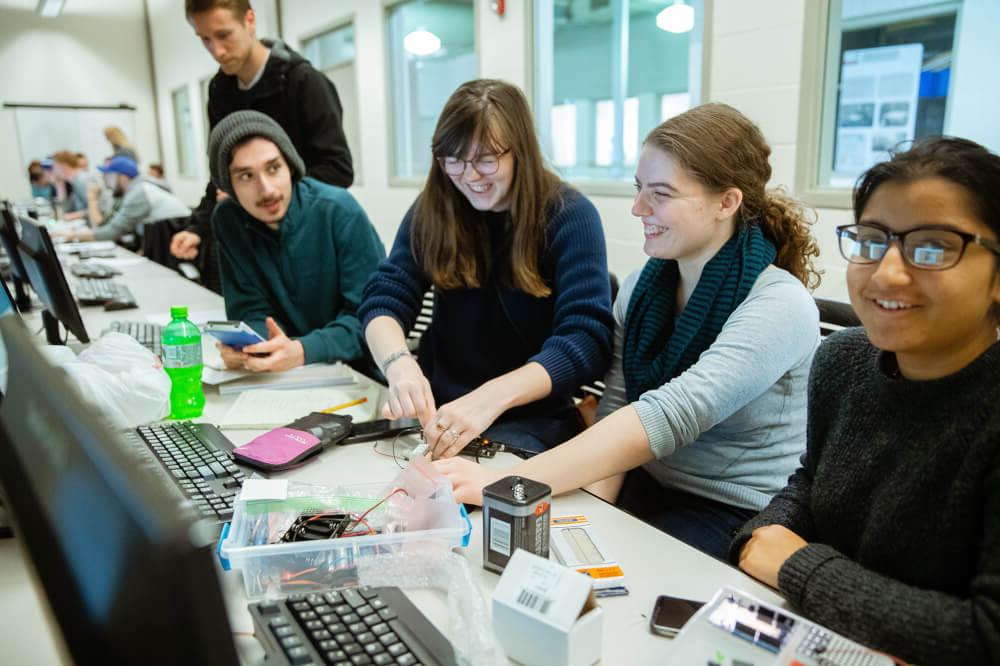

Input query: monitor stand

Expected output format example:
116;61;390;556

0;501;11;538
12;277;31;313
42;310;63;345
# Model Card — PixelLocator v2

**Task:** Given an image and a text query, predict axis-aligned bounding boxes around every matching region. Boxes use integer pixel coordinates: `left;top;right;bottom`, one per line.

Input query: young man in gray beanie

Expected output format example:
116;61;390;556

208;110;384;373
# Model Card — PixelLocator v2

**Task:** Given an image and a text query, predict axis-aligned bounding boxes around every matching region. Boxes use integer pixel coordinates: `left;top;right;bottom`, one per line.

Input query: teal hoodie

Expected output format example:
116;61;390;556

212;177;385;365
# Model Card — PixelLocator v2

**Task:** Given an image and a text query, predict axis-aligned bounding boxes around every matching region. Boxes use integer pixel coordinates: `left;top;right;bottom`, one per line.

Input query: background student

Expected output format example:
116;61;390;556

436;103;821;559
168;0;353;276
359;79;614;455
104;125;138;162
733;136;1000;665
56;156;190;244
208;111;383;373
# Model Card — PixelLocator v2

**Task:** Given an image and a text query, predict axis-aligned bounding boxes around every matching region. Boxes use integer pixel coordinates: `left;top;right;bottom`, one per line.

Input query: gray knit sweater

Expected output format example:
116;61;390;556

731;327;1000;665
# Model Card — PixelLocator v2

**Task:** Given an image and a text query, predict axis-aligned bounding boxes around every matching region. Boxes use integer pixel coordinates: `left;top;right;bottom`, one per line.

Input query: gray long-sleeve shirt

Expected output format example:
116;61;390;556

597;265;819;510
92;178;190;242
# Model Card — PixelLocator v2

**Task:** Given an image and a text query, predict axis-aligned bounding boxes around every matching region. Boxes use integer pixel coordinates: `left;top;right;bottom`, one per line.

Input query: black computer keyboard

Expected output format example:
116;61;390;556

250;586;457;666
107;319;162;355
132;422;247;522
75;277;137;307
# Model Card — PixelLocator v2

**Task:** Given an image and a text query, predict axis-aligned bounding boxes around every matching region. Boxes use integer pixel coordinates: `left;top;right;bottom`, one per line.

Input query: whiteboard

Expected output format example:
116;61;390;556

13;107;137;169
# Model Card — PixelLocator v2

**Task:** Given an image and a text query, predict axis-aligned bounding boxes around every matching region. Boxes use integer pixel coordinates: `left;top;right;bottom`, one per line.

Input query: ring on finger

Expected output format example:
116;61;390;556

446;428;460;442
435;422;448;431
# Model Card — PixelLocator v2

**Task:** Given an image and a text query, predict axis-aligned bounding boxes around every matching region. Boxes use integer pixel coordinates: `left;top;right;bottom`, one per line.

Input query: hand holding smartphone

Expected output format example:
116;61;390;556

204;320;266;351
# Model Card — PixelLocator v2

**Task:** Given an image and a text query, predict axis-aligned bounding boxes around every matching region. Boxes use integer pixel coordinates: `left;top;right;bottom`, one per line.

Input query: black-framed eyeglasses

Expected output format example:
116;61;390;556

436;149;510;176
836;223;1000;271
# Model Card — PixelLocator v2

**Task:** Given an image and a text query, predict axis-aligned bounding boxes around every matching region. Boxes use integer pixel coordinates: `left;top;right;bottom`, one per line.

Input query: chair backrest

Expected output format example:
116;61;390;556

815;297;860;337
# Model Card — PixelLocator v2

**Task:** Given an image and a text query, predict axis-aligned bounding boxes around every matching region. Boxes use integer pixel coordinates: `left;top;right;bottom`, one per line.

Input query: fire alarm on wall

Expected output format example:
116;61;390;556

491;0;505;17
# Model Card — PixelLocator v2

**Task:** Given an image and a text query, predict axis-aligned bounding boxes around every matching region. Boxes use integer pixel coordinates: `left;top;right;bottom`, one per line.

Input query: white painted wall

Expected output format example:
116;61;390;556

145;0;279;206
0;0;159;202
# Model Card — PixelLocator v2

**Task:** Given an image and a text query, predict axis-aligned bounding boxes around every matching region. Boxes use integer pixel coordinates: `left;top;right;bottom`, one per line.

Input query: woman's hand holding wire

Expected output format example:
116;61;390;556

425;386;505;459
383;355;436;426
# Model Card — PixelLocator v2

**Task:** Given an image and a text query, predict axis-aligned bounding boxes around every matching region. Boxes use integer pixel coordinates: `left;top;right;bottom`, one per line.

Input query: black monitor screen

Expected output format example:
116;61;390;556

0;317;238;664
0;202;29;283
1;278;17;317
16;217;88;343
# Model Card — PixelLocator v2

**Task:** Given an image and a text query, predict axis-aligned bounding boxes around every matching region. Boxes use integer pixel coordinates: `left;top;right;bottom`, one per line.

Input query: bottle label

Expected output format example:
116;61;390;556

162;342;203;369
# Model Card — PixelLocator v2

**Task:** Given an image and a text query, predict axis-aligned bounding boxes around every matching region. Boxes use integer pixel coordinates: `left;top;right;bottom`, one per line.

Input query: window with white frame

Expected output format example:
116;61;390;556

172;85;197;178
386;0;476;180
818;0;1000;189
535;0;703;183
303;23;362;182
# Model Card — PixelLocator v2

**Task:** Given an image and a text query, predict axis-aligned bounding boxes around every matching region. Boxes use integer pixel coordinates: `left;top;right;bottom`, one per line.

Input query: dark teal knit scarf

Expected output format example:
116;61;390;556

623;224;776;402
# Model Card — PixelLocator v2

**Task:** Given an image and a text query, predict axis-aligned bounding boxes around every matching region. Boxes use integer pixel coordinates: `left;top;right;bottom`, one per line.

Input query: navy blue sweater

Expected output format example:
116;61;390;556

214;177;385;365
358;187;614;417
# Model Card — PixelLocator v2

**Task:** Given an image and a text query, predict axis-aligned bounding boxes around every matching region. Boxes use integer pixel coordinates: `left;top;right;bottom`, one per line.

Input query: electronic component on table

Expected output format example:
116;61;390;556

123;421;249;523
342;417;423;444
75;277;137;308
669;586;896;665
106;319;163;355
249;585;457;666
482;476;551;574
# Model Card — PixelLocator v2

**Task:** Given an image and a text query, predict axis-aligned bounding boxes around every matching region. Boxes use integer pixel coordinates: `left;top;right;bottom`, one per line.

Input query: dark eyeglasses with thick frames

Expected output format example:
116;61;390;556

836;223;1000;271
437;149;510;176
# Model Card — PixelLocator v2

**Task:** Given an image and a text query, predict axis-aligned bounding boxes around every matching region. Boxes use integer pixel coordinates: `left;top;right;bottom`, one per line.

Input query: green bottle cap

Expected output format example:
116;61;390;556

170;306;188;320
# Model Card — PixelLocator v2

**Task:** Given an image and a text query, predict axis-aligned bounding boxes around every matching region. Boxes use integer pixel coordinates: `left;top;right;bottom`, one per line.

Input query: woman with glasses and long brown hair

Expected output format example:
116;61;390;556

733;137;1000;665
436;103;822;558
359;79;614;456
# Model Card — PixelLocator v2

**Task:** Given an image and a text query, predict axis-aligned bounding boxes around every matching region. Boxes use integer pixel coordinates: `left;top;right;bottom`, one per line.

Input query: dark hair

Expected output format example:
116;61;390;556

412;79;563;297
644;103;820;289
27;160;43;183
854;136;1000;239
855;136;1000;322
185;0;251;19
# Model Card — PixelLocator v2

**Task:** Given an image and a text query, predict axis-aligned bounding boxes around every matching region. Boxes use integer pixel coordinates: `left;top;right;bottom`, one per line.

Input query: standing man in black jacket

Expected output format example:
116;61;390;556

170;0;354;278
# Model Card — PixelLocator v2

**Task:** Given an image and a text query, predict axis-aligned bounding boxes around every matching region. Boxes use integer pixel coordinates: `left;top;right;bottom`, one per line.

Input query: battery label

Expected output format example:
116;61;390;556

489;517;511;557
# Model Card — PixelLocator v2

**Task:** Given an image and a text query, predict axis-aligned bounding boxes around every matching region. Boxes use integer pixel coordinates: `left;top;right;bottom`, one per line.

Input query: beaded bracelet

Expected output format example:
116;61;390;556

380;348;413;374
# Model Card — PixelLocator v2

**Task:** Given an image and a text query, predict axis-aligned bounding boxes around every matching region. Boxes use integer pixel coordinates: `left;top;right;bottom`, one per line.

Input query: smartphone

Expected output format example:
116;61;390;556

203;320;266;350
649;595;705;637
341;417;422;444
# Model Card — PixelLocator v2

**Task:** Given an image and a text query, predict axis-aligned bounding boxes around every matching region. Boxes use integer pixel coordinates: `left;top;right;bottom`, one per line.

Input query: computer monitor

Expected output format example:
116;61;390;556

16;216;89;344
0;202;32;312
0;317;239;665
0;278;21;320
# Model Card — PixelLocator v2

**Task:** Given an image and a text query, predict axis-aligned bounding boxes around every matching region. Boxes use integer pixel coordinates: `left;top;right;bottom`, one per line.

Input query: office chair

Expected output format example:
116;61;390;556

141;217;204;285
815;297;860;337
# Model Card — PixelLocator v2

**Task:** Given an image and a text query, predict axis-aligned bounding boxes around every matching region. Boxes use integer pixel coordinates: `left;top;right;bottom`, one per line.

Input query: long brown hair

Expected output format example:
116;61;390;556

412;79;563;297
644;103;821;289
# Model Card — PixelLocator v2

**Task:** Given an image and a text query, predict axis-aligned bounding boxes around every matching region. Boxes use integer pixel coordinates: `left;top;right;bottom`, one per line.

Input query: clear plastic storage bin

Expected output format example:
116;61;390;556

220;481;471;598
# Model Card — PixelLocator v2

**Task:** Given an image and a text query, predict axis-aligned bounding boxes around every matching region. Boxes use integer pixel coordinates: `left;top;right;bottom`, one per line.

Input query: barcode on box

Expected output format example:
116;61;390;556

490;517;511;556
516;588;553;615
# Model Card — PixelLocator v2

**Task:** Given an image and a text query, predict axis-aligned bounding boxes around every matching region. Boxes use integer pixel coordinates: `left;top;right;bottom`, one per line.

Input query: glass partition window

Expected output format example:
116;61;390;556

535;0;703;182
171;86;198;179
819;0;1000;188
302;23;356;70
386;0;476;180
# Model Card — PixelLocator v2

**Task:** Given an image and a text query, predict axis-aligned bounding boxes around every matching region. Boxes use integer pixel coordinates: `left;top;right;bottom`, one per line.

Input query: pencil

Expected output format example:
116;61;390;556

320;396;367;414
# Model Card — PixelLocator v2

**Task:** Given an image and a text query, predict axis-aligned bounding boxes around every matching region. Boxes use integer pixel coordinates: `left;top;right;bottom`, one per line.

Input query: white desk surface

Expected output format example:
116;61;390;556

2;246;785;665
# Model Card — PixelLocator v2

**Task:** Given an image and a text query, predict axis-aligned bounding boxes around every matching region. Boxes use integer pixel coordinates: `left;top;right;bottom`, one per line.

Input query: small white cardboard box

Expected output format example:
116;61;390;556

492;549;604;666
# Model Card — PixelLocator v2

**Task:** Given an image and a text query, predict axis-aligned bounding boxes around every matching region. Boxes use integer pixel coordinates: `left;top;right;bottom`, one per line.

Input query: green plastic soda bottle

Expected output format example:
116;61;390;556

161;306;205;419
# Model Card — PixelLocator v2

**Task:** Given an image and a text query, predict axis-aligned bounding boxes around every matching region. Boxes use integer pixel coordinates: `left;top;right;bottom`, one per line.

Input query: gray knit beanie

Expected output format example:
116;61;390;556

207;110;306;199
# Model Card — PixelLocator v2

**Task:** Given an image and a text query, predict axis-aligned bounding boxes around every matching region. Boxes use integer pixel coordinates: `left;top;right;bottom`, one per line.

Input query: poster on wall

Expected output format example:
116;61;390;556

832;43;922;186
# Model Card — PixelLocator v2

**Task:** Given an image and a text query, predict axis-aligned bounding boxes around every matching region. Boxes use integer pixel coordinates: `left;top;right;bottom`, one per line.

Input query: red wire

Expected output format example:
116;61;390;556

343;488;409;534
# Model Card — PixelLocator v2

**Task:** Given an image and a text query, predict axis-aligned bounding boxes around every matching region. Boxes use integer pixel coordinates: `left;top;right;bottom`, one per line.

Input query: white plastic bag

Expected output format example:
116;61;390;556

54;332;171;428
